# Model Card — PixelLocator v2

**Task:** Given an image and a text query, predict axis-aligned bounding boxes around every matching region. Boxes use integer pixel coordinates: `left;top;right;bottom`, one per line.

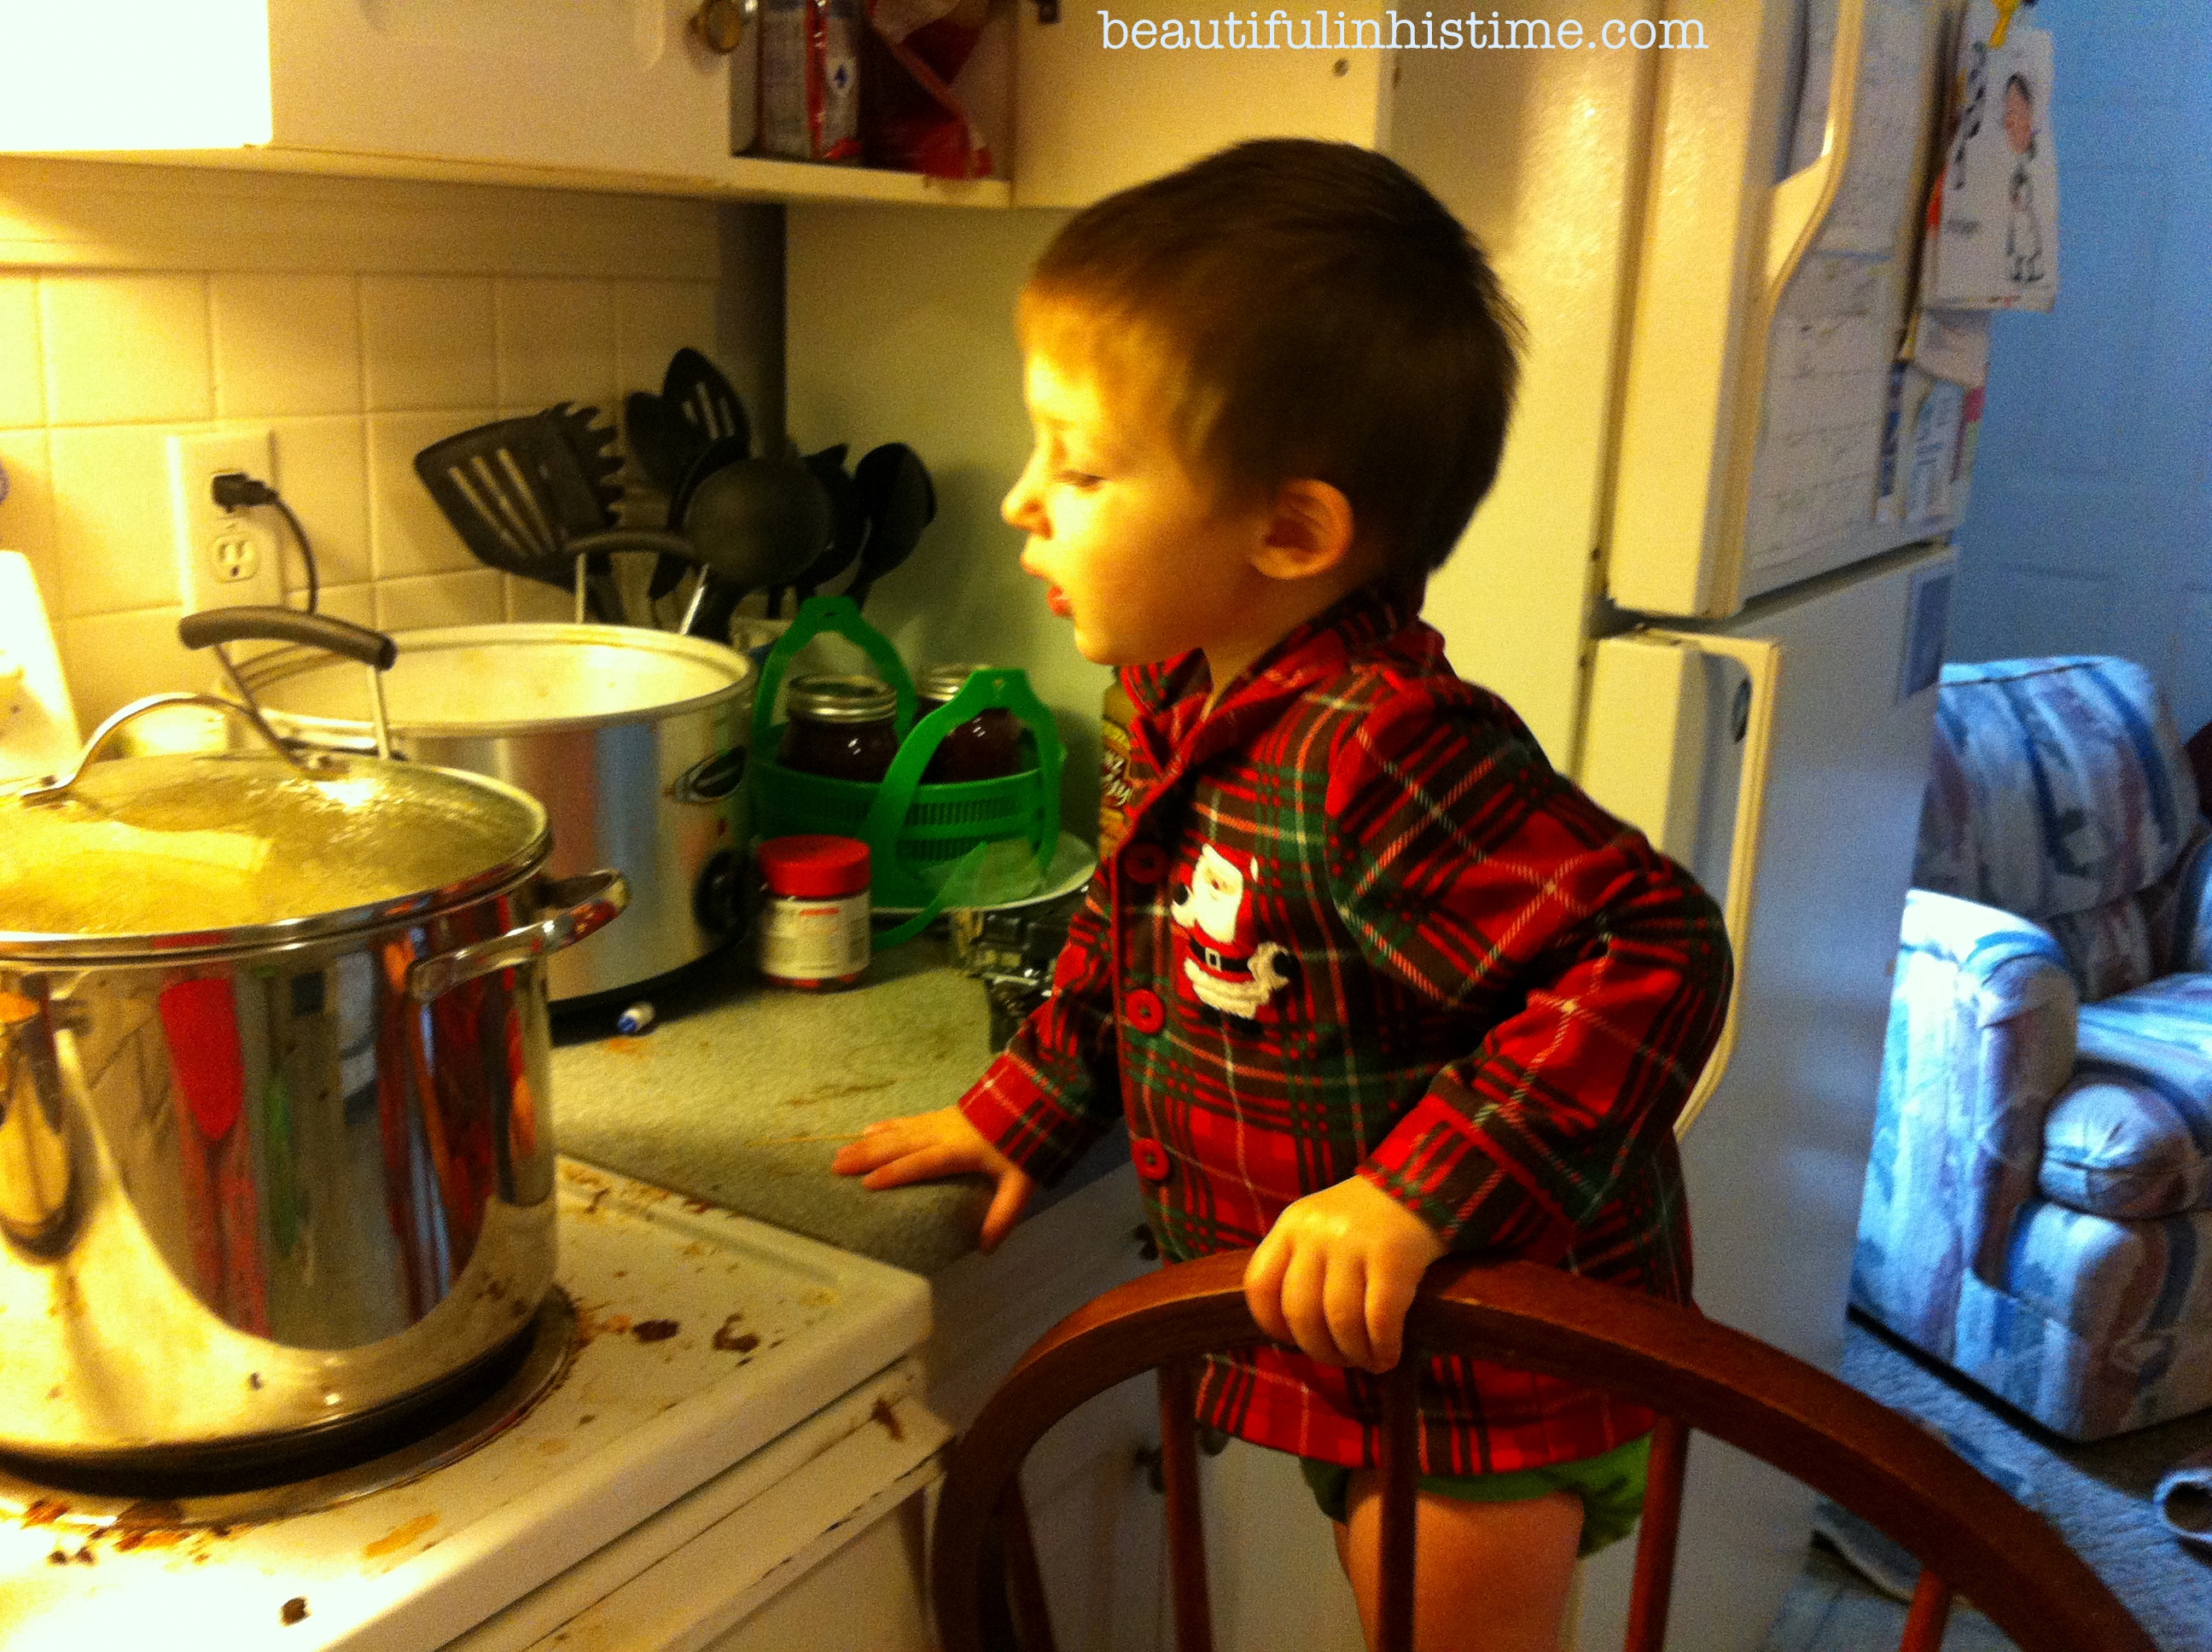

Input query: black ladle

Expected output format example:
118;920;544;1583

649;433;751;608
847;444;935;610
679;456;833;643
784;443;869;611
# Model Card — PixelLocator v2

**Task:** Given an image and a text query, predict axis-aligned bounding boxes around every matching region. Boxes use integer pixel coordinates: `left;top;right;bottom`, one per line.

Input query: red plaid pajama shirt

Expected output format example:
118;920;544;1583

960;584;1731;1475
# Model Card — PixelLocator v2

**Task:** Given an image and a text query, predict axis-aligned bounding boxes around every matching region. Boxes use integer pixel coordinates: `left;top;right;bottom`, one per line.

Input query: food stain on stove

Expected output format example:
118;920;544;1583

632;1318;680;1343
605;1035;653;1058
112;1526;189;1554
362;1511;439;1559
683;1197;713;1213
870;1397;905;1442
281;1596;310;1626
114;1499;184;1530
19;1498;69;1527
713;1315;759;1354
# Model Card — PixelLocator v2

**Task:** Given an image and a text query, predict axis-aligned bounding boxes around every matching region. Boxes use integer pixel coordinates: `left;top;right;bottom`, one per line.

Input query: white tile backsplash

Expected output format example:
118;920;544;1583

497;277;620;415
504;571;573;624
62;605;199;721
374;567;504;633
46;423;181;618
366;406;498;580
362;275;498;412
212;274;364;418
5;172;765;725
40;273;212;426
0;428;55;580
267;415;372;590
313;582;377;631
0;275;43;428
616;281;719;400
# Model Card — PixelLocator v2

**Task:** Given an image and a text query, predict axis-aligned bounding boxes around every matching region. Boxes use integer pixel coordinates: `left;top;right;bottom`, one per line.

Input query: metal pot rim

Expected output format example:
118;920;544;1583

0;770;553;964
239;623;755;741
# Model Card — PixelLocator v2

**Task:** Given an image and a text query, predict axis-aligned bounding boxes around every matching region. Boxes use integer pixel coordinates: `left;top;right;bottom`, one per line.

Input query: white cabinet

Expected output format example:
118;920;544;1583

2;0;1401;207
263;0;733;180
0;0;1009;205
928;1161;1168;1651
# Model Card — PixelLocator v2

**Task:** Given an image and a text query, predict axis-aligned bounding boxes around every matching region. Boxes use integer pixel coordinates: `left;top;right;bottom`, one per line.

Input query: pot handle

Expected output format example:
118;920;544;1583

406;870;631;1002
18;690;315;802
179;607;400;761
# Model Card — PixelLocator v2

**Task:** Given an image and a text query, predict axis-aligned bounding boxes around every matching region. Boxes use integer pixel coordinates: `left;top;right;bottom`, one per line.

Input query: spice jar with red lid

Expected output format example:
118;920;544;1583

755;835;872;989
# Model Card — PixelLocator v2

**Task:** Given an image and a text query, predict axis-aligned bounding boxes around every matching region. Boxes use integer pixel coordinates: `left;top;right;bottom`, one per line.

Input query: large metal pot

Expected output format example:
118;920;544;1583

0;663;626;1472
235;623;753;1003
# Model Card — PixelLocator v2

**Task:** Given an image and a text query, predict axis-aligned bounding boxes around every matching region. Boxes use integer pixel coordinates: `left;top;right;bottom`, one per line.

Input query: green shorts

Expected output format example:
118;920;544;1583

1297;1434;1652;1558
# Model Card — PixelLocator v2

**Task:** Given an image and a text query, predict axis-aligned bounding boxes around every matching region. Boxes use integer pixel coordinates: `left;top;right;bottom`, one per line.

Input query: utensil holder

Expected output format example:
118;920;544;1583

749;597;1063;916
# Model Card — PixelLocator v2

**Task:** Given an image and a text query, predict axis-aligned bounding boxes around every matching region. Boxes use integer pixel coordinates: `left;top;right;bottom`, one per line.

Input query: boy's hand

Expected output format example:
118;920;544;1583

1243;1176;1447;1372
830;1107;1037;1253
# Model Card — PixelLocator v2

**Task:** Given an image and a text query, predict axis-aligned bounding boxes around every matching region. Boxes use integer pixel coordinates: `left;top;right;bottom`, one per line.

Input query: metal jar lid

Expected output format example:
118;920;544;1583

915;662;994;702
0;735;548;960
786;674;899;724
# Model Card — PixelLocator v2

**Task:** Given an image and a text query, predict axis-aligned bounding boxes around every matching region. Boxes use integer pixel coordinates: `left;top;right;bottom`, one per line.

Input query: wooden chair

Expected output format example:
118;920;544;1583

931;1252;2157;1652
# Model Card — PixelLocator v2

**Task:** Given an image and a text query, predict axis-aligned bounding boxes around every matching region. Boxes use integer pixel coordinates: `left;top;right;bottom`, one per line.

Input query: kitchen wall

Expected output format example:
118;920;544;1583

0;156;781;724
1940;0;2212;736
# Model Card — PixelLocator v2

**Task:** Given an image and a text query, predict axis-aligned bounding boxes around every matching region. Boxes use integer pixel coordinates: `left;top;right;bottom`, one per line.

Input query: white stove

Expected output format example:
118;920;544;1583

0;1161;940;1652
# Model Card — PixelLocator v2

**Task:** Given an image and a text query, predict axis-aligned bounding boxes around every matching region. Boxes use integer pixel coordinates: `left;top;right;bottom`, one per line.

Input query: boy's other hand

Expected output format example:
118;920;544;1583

1244;1177;1447;1373
830;1107;1038;1253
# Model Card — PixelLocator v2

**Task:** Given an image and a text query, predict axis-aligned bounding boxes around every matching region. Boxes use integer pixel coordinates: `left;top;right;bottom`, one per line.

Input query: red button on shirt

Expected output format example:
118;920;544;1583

1131;1136;1172;1182
1125;989;1166;1033
1122;842;1168;884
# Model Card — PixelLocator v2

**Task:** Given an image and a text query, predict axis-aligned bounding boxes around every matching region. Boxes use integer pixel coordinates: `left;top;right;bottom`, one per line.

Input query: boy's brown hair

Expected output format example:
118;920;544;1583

1019;138;1522;577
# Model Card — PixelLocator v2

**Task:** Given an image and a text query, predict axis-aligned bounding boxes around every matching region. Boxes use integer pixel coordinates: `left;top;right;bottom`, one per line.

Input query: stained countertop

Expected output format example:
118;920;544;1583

548;938;1122;1277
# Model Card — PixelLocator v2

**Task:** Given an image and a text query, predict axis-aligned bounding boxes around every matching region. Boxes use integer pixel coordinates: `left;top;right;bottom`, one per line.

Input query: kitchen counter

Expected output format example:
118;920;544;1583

550;939;1125;1277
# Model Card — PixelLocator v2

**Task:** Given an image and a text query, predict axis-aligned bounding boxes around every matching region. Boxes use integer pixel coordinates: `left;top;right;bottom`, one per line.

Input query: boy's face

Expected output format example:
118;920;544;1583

1003;348;1272;669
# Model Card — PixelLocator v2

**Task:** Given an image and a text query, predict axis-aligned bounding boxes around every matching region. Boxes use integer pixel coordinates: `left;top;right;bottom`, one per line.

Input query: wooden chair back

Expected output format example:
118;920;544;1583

931;1252;2155;1652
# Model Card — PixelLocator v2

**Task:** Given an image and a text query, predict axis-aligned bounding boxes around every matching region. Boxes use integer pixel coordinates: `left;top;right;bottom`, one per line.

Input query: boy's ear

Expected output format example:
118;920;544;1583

1249;479;1358;582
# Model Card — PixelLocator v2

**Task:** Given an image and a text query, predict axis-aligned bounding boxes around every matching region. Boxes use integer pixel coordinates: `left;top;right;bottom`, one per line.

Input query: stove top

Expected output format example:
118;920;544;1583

0;1160;932;1651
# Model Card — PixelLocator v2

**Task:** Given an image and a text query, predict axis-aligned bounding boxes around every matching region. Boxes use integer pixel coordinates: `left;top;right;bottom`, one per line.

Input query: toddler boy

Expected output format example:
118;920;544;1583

834;138;1730;1652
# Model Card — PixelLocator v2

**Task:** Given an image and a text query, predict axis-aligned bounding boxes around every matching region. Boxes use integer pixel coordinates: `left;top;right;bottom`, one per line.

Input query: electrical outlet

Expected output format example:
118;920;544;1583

169;429;283;614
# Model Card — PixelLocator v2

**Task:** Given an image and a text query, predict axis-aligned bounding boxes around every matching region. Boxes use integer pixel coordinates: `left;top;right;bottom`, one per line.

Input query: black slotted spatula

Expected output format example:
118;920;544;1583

413;412;694;625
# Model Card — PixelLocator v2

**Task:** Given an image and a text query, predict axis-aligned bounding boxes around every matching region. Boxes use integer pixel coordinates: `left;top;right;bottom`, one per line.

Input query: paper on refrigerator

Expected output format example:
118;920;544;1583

1922;0;2058;310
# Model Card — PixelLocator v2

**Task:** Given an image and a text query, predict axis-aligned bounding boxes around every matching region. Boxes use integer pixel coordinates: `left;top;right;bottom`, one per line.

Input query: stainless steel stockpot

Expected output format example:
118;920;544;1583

0;691;626;1469
236;625;754;1003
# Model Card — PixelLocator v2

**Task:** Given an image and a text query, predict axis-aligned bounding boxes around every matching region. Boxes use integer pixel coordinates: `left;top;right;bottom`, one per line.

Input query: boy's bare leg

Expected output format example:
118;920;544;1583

1332;1473;1582;1652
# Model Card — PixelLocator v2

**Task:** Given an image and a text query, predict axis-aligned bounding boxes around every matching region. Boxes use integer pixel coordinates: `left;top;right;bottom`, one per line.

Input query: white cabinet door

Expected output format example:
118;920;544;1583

1011;1;1394;207
928;1163;1166;1651
267;0;735;177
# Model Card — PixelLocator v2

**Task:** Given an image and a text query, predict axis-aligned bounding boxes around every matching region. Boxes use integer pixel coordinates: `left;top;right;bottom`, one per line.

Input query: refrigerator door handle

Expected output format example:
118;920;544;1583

1766;0;1870;296
1608;0;1872;619
1580;630;1783;1139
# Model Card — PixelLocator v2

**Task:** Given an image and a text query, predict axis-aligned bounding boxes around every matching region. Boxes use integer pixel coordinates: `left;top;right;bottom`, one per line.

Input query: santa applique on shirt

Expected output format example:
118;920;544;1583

1168;844;1292;1020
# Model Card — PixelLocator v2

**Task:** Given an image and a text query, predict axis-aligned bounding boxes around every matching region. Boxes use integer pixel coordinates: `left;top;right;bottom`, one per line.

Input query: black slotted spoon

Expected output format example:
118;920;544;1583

663;348;750;451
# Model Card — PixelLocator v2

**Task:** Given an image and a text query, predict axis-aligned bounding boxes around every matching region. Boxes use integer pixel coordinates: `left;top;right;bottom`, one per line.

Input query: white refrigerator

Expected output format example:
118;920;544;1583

785;1;1970;1642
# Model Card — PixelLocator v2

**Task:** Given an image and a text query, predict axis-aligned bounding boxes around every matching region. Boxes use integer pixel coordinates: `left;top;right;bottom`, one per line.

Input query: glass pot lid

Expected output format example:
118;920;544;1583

0;746;547;954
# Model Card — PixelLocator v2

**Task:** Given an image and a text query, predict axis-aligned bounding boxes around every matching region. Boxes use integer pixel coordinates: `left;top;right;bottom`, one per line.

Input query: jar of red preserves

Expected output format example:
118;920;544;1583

915;663;1029;784
778;675;901;783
